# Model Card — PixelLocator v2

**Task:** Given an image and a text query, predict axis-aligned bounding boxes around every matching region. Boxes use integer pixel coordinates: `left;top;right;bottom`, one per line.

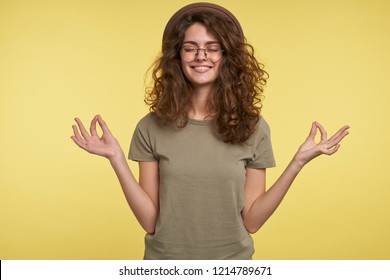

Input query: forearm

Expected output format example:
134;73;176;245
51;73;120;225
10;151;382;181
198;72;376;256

243;158;303;233
71;115;158;233
242;122;349;233
109;153;158;234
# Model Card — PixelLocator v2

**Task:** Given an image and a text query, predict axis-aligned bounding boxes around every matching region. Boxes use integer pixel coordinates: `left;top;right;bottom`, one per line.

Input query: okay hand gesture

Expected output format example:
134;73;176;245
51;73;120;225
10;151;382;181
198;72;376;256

71;115;123;160
294;122;350;167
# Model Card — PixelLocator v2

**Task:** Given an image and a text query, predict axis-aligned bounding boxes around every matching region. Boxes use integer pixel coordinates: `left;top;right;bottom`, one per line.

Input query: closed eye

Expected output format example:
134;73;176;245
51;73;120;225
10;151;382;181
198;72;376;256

182;47;197;53
206;47;221;53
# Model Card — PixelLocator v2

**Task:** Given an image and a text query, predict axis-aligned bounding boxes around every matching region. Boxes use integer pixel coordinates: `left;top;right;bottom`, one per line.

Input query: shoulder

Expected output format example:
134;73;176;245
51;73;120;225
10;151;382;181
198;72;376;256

135;112;163;130
133;112;171;139
257;116;271;135
137;112;158;126
251;116;271;140
246;115;276;168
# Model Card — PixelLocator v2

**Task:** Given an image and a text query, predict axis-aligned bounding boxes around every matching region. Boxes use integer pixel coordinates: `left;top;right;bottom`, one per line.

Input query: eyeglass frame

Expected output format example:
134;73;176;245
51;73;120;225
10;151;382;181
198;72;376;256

179;45;225;62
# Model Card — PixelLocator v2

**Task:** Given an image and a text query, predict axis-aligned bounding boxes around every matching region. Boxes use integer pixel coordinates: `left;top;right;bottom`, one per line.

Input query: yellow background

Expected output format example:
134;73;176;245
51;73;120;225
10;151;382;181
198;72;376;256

1;0;389;259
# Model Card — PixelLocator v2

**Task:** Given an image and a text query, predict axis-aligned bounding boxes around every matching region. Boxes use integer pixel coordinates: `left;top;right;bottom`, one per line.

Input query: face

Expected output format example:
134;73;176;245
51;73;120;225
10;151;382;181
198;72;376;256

180;23;223;91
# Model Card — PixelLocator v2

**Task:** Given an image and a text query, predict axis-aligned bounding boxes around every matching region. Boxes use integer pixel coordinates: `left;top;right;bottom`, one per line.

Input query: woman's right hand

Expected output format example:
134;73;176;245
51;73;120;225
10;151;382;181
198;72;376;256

71;115;123;161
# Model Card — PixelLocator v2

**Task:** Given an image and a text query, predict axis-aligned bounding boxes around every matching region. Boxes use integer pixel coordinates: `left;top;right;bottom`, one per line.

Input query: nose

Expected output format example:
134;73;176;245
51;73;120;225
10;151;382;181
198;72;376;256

195;48;207;61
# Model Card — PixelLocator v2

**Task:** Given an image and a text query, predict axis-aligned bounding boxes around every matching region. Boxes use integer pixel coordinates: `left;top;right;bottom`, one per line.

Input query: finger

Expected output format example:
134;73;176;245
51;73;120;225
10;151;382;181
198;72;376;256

326;143;341;155
90;115;99;137
71;124;87;149
315;122;328;142
72;124;85;144
74;117;91;140
71;135;86;150
306;122;317;141
97;115;112;135
327;125;350;147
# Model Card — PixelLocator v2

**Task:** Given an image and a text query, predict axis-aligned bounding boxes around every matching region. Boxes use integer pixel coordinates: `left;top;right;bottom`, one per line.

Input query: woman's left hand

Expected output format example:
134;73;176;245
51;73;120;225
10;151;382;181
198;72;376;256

294;122;350;167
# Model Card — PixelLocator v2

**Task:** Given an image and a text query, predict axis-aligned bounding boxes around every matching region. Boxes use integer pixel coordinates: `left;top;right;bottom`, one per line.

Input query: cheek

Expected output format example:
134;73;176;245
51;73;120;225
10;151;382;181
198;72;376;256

181;61;191;79
214;62;222;75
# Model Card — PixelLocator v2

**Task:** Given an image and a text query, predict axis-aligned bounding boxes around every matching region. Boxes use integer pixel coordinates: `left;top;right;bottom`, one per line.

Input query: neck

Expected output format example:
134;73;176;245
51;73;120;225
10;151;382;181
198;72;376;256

188;86;214;120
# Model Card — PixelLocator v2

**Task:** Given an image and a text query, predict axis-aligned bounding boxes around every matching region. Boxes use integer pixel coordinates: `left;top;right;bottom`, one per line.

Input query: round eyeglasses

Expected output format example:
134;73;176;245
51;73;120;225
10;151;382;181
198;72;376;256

180;45;224;62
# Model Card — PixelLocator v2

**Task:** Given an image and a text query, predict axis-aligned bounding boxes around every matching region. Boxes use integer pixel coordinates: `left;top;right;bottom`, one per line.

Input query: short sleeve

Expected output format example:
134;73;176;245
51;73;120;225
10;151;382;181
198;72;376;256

246;117;276;169
128;116;158;162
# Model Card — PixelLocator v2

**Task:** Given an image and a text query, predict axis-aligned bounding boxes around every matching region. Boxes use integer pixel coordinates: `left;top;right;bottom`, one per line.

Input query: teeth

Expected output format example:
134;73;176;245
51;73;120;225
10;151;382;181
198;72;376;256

193;66;210;70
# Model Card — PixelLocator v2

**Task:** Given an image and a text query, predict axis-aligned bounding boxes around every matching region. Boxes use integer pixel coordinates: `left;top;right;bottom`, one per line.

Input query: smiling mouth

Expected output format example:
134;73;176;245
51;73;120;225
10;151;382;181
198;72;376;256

191;66;212;71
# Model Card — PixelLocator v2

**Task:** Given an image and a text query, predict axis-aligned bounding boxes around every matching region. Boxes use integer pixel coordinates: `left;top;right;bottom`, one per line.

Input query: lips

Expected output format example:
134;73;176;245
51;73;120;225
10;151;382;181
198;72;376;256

191;65;212;73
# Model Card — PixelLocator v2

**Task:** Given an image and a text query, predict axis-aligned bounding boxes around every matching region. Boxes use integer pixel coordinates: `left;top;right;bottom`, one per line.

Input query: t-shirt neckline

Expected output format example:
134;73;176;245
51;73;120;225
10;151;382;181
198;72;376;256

187;118;214;126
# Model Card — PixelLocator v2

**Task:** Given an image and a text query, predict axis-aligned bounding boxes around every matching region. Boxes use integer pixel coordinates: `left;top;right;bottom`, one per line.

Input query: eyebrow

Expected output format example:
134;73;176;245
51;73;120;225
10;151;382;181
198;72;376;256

182;40;221;46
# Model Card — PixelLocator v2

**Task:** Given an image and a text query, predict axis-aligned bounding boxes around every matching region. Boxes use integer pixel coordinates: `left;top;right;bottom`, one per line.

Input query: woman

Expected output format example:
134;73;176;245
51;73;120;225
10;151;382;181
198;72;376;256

71;3;349;259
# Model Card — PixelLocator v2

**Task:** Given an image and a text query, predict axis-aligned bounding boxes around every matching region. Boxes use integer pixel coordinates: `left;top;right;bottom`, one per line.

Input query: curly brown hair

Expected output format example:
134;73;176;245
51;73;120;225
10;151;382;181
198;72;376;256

145;12;268;144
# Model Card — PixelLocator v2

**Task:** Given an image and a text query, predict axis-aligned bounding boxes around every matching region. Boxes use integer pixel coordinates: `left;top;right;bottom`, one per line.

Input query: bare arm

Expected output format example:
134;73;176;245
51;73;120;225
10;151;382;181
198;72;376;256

71;115;158;234
242;122;350;233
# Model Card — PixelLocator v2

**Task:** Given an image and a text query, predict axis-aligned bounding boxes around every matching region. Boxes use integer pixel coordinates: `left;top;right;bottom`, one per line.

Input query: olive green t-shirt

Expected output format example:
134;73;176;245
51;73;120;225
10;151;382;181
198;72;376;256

129;113;275;259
